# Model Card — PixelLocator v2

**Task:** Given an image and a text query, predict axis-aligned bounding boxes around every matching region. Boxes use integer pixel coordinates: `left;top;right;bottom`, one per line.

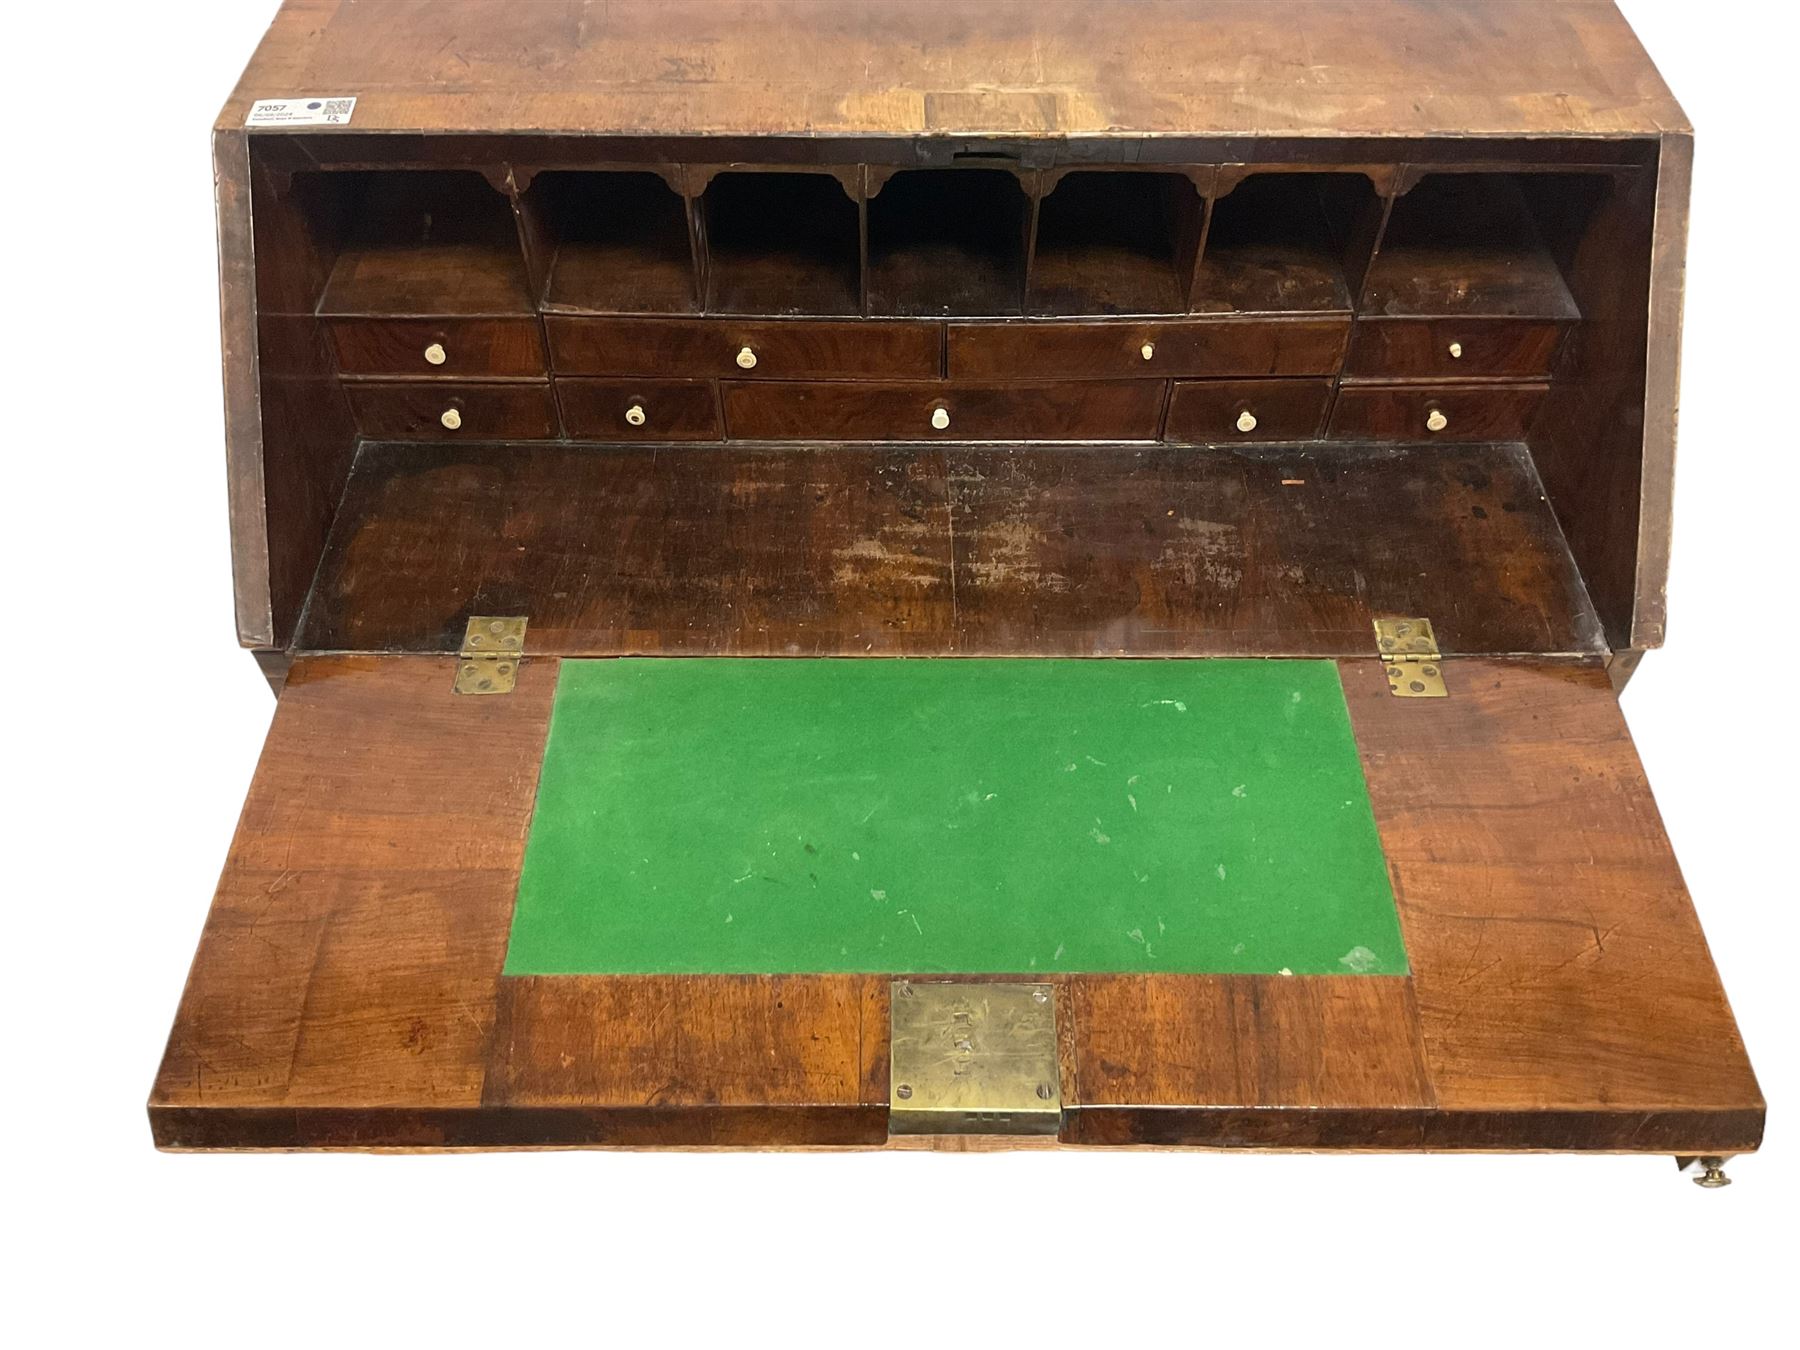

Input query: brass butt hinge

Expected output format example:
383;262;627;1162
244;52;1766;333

455;616;527;695
1374;616;1448;698
888;981;1062;1137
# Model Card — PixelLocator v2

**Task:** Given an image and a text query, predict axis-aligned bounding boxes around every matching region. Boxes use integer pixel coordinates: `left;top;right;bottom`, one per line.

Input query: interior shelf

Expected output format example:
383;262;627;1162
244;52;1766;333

315;170;534;316
1362;173;1580;319
529;171;697;314
1028;171;1203;315
868;169;1029;316
701;172;860;316
297;440;1605;659
1194;173;1374;314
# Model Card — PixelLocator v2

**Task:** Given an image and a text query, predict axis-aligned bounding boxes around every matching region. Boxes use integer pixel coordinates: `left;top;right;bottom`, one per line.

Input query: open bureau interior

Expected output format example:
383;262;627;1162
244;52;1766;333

249;146;1642;663
158;0;1761;1165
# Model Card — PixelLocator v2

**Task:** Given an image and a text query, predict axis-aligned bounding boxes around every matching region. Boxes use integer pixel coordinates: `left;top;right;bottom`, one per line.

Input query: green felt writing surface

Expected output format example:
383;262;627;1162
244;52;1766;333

505;659;1405;976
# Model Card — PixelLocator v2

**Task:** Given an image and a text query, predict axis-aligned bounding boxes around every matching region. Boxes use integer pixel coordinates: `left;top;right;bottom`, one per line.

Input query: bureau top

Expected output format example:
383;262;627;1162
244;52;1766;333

220;0;1686;141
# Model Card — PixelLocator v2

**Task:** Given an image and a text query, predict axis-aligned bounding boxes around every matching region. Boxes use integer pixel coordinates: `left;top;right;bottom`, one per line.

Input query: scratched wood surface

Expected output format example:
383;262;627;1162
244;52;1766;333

150;655;1762;1151
295;441;1606;658
214;1;1690;666
219;0;1686;139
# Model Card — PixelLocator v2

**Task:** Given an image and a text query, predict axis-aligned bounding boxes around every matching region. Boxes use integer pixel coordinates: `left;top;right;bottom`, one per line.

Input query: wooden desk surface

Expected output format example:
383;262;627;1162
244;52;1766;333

150;653;1762;1151
220;0;1687;140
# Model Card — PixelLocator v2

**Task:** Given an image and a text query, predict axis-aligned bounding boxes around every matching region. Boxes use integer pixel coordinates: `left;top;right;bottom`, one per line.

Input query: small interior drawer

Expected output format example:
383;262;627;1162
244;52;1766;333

946;317;1349;380
559;379;720;440
1165;379;1334;443
1344;318;1569;379
329;318;547;377
1328;383;1548;442
721;381;1165;441
547;317;941;380
344;381;560;439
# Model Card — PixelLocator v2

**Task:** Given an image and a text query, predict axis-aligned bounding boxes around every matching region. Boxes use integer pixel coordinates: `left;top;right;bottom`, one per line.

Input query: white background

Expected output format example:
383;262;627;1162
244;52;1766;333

6;2;1793;1343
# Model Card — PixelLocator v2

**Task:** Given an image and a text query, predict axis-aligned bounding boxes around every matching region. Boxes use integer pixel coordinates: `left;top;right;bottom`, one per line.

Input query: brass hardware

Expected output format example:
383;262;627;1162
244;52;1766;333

1374;616;1448;698
1140;341;1156;361
1448;341;1463;360
625;404;647;426
439;407;463;431
889;981;1061;1136
931;406;951;431
735;345;758;369
1679;1155;1734;1189
423;341;447;366
1236;409;1258;433
1425;408;1449;433
455;615;527;695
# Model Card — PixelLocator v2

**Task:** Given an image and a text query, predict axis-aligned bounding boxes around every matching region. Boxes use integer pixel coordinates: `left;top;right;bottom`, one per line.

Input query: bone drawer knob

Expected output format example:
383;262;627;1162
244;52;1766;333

1236;410;1258;433
625;404;647;426
735;346;758;369
423;342;447;366
1141;342;1156;361
931;407;951;430
1448;341;1463;360
1426;409;1449;433
439;407;462;430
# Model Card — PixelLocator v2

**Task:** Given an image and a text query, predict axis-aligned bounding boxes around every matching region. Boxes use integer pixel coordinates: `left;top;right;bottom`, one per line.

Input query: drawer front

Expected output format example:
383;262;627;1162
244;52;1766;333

1328;384;1548;442
344;381;560;439
947;317;1349;380
559;379;721;441
722;381;1165;441
1344;318;1568;379
548;318;941;380
1166;379;1334;443
330;318;547;377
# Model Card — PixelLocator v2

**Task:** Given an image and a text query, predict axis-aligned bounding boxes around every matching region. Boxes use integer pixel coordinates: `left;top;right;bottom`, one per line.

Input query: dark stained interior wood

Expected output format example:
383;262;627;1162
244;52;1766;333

529;170;698;315
241;153;361;650
701;172;860;316
1029;171;1203;315
1361;174;1580;320
1191;173;1368;314
151;654;1762;1152
1527;165;1663;649
316;171;535;317
868;169;1030;317
294;440;1605;658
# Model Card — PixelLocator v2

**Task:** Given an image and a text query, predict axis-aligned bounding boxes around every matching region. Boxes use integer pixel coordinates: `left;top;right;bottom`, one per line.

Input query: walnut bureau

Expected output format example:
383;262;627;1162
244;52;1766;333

153;0;1762;1176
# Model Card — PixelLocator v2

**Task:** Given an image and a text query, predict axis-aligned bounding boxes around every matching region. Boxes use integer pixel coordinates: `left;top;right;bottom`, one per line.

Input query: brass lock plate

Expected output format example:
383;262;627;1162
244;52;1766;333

889;981;1062;1136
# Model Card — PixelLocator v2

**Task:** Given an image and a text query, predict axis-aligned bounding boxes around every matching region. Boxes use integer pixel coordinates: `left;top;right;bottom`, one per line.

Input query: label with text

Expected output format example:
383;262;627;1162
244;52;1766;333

245;97;357;127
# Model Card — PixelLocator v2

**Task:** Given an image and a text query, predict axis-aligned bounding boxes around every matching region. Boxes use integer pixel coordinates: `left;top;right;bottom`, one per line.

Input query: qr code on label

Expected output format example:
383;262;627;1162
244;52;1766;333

245;96;358;128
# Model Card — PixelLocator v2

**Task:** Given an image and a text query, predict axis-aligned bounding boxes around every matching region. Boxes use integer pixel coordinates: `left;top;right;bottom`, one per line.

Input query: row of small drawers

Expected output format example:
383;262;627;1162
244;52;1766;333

344;378;1548;443
330;315;1569;383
